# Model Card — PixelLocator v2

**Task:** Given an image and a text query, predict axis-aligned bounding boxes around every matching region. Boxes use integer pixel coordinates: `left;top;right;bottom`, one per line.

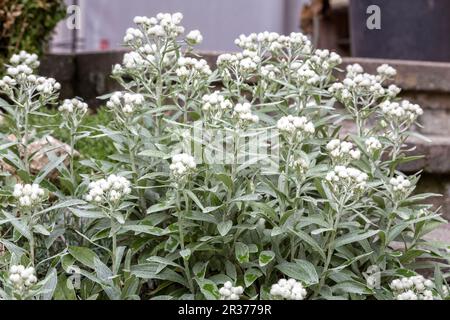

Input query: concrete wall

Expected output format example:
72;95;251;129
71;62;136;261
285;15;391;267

51;0;309;53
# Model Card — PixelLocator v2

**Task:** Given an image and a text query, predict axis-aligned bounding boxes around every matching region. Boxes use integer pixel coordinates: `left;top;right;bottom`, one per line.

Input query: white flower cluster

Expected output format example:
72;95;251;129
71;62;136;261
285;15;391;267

377;63;397;78
202;91;233;119
4;51;40;82
365;137;382;154
9;51;40;69
176;57;212;78
261;64;280;80
170;153;196;178
232;102;259;126
290;62;320;85
34;77;61;95
0;73;60;96
8;265;37;290
85;175;132;204
310;49;342;71
380;100;423;124
290;157;309;176
389;175;411;193
390;276;437;300
186;30;203;45
123;27;144;45
234;32;312;55
58;98;88;116
132;13;185;39
277;115;315;140
13;183;45;208
217;50;261;75
326;139;361;163
326;166;368;192
270;279;307;300
106;92;145;116
219;281;244;300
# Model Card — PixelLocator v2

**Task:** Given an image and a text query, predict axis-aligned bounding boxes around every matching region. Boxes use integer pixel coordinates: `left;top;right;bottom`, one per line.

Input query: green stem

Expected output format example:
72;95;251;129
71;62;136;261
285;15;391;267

178;191;195;294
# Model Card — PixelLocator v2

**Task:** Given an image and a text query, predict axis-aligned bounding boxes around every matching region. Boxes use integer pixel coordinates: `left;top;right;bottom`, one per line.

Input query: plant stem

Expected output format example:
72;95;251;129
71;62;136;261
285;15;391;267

177;191;195;294
69;127;76;186
23;103;30;175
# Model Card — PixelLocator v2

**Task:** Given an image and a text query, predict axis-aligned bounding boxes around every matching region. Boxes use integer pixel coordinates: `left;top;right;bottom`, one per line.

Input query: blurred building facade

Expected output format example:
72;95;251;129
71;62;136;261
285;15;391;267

51;0;309;53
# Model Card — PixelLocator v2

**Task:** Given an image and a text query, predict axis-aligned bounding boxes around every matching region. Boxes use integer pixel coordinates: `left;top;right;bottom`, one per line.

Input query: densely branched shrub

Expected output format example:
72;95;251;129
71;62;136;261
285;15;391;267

0;0;66;69
0;13;449;300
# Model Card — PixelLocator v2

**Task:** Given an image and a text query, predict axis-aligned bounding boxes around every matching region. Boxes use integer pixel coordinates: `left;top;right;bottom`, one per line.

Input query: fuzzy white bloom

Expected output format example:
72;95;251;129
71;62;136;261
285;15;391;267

217;50;261;76
107;91;145;116
386;84;401;98
365;137;382;154
85;175;132;204
202;91;233;120
377;64;397;78
13;183;45;208
290;157;309;176
122;51;147;69
390;276;438;300
232;102;259;126
346;63;364;77
58;98;88;116
9;265;37;290
186;30;203;45
9;51;40;69
380;100;423;123
389;175;411;193
293;63;321;85
124;27;144;44
176;57;211;78
270;279;307;300
234;31;311;55
326;139;361;163
261;64;280;80
170;153;196;179
0;75;17;90
326;166;368;193
219;281;244;300
310;49;342;71
35;76;61;95
277;115;315;140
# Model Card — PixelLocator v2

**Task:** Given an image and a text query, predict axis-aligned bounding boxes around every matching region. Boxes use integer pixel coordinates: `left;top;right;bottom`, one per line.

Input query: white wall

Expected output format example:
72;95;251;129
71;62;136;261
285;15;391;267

51;0;309;53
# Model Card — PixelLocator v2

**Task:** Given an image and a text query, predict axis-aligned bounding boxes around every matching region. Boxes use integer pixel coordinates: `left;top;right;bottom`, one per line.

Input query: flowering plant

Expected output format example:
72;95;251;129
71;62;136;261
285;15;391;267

0;13;449;300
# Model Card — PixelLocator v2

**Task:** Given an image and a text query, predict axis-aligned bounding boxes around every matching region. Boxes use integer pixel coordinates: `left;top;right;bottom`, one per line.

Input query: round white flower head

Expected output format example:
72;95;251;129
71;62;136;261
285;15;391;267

85;174;132;205
270;278;307;300
290;157;309;176
219;281;244;300
176;57;211;79
365;137;382;154
310;49;342;72
106;92;145;116
377;64;397;78
59;98;88;118
390;275;439;300
9;265;37;291
232;102;259;127
170;153;196;179
9;51;40;69
186;30;203;45
389;175;412;195
277;115;315;141
326;165;368;194
13;183;45;208
34;77;61;95
202;91;233;120
380;100;423;125
326;139;361;164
